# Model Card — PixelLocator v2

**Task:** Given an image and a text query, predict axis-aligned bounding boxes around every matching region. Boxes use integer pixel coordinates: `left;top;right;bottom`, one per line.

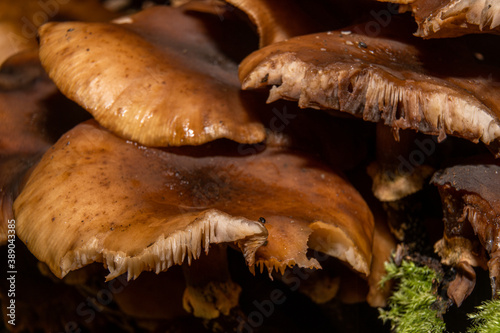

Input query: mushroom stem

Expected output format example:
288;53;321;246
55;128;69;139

368;123;435;202
182;244;242;319
447;261;476;307
488;250;500;299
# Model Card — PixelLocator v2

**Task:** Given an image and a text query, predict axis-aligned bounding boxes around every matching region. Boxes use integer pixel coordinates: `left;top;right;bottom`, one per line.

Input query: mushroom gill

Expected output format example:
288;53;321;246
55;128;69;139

239;20;500;157
13;121;268;281
388;0;500;38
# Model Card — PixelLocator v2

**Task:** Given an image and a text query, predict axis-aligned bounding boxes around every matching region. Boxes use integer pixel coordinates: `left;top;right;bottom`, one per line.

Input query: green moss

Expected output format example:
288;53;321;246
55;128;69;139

467;293;500;333
379;259;446;333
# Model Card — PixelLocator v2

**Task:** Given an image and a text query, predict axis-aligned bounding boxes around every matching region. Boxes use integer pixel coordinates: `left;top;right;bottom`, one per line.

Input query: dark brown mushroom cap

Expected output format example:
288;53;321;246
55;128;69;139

0;50;56;155
13;120;373;280
38;6;266;146
392;0;500;38
432;164;500;253
239;22;500;157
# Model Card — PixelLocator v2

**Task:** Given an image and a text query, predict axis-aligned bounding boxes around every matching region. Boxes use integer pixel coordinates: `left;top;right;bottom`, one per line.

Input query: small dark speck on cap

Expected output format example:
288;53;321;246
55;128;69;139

358;42;367;48
261;73;269;83
67;28;75;32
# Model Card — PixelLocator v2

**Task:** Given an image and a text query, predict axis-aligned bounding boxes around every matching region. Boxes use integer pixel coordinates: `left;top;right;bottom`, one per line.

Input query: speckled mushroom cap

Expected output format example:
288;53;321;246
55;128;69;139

37;6;266;147
386;0;500;38
239;21;500;157
13;121;267;280
13;120;374;280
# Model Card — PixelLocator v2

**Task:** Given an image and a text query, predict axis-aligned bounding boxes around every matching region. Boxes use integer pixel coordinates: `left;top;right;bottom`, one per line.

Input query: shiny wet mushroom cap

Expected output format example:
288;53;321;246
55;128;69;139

13;121;268;280
13;119;374;282
37;6;265;147
239;22;500;157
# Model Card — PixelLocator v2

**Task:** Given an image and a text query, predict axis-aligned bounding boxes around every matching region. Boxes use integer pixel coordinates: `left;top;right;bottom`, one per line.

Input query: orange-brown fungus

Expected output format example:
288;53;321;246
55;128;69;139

14;120;373;282
38;6;265;146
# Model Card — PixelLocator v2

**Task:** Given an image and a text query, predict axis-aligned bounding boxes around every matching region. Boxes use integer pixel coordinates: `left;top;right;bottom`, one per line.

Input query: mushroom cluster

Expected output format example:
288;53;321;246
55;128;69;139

1;0;499;332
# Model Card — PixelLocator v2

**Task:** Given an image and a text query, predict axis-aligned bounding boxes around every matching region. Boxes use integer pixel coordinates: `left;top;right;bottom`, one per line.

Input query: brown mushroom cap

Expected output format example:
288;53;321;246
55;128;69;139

0;50;88;245
14;119;373;281
251;217;322;275
38;6;265;147
0;0;116;65
220;0;324;47
239;21;500;157
432;164;500;255
0;50;58;155
392;0;500;38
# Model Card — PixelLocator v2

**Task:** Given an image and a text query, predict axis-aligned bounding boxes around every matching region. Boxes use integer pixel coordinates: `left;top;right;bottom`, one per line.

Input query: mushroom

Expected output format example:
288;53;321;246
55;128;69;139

0;243;123;332
216;0;325;47
239;19;500;157
432;163;500;305
387;0;500;38
367;125;435;202
13;121;269;281
110;267;188;324
37;6;266;147
0;0;116;65
182;244;242;319
0;50;89;245
14;118;374;280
